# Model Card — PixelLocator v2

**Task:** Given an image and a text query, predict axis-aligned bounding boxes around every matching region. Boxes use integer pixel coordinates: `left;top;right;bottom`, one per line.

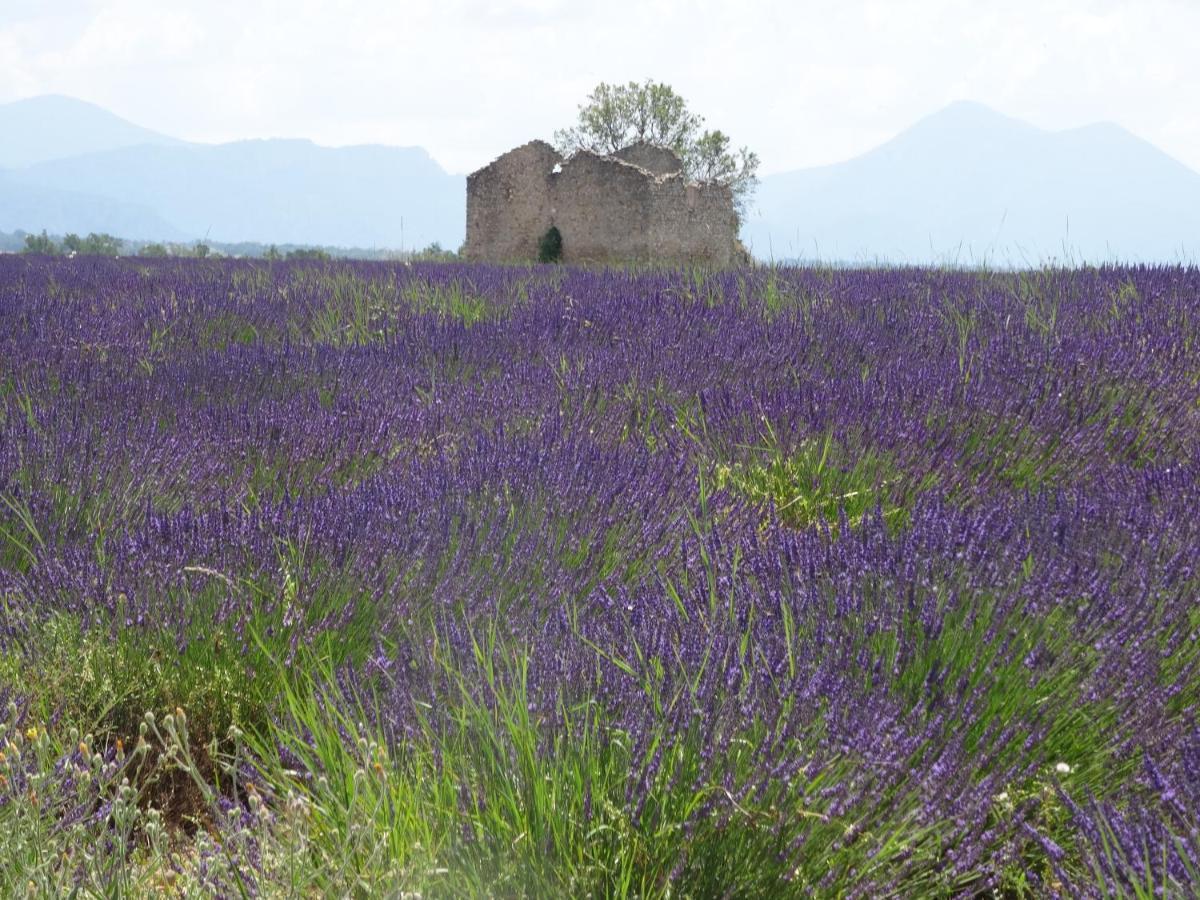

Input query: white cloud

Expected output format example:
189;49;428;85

0;0;1197;175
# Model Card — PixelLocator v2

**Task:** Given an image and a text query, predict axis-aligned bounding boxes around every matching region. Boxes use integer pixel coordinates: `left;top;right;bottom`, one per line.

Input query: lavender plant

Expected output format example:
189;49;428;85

0;256;1197;896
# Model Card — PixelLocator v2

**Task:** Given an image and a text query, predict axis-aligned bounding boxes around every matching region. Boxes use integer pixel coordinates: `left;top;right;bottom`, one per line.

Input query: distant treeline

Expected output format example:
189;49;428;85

0;229;460;262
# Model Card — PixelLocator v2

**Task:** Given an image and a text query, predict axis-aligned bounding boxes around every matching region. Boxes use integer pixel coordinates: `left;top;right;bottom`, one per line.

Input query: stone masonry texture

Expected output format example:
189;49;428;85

464;140;740;266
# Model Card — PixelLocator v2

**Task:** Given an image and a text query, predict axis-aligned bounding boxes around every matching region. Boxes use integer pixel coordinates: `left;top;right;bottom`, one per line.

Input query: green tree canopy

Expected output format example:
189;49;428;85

62;232;123;256
22;231;59;255
554;80;760;221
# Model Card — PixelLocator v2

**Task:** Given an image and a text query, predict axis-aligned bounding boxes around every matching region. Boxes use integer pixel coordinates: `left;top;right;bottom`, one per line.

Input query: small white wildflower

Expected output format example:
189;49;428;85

1055;762;1072;775
994;792;1009;803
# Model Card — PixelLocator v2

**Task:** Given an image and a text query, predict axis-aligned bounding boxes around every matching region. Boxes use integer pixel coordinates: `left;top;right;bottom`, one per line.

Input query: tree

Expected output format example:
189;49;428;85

285;247;331;261
537;226;563;264
23;231;59;255
411;242;459;262
81;233;122;256
554;80;760;221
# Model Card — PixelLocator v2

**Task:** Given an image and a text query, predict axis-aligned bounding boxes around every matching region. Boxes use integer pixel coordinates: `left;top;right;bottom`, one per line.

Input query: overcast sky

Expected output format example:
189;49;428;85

1;0;1196;176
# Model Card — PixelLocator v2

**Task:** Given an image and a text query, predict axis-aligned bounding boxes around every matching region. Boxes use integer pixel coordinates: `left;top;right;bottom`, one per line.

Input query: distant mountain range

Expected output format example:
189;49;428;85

0;95;465;250
3;95;1199;262
743;101;1200;265
0;95;183;169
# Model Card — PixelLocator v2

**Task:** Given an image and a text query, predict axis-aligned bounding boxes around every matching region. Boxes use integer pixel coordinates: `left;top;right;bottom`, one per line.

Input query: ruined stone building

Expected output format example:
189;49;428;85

463;140;742;266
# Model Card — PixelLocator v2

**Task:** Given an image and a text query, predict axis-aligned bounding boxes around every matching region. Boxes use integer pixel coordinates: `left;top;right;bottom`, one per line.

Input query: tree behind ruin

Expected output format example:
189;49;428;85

554;80;760;222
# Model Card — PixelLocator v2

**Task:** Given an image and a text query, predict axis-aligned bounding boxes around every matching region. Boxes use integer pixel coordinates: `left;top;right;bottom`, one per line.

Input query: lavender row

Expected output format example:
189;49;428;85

1;256;1198;894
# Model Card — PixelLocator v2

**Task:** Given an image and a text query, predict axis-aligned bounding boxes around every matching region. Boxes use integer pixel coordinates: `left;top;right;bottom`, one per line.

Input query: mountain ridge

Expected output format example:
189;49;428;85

0;94;182;169
745;102;1200;264
4;94;1199;262
1;95;465;250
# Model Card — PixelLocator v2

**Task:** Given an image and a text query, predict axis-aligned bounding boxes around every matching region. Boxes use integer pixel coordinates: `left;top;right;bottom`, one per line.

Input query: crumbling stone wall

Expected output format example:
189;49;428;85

464;140;740;266
463;140;561;263
611;141;683;177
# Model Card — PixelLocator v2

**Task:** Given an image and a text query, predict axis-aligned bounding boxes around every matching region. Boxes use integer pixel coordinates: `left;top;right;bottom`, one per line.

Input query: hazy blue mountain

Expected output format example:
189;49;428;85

0;95;182;169
11;139;466;250
7;95;1198;260
0;172;187;241
743;101;1200;265
1;95;465;250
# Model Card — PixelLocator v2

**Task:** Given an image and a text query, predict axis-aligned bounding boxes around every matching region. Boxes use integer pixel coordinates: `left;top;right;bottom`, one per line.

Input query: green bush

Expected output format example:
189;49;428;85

538;226;563;264
22;231;59;255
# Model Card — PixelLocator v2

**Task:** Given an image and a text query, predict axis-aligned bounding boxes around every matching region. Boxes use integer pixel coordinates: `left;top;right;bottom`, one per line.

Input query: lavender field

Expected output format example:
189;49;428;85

0;256;1197;897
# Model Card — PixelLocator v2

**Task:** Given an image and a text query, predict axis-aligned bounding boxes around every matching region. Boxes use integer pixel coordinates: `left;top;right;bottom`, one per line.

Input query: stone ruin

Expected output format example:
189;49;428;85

463;140;742;266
